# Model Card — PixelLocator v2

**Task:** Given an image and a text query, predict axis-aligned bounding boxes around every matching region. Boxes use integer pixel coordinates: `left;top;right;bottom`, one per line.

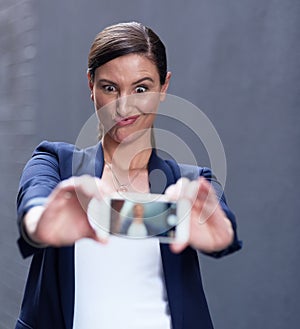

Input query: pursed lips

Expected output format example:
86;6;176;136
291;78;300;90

115;115;140;127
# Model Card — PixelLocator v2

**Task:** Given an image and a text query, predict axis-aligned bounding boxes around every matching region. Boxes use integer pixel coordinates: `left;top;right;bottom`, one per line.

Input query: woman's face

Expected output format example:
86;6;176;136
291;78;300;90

133;204;144;218
89;54;170;144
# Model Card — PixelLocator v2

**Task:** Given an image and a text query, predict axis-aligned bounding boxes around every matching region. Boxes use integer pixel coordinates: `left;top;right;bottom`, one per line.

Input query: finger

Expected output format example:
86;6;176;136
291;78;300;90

195;178;221;223
165;177;191;200
185;179;201;211
56;176;100;198
55;176;112;210
164;184;178;200
89;228;109;244
74;175;103;199
47;177;82;205
196;177;217;201
94;178;115;200
170;242;188;253
176;177;191;197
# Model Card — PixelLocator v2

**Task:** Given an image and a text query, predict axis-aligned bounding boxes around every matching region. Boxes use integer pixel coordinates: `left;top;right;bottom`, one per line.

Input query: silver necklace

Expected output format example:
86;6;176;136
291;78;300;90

105;161;146;192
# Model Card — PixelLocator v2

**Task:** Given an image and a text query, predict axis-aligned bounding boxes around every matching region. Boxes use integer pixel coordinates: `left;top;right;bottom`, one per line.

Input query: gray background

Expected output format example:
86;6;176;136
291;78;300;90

1;0;299;328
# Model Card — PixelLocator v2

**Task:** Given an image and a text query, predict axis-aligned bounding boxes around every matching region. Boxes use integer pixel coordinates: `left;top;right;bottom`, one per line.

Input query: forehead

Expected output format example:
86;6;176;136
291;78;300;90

94;53;159;81
134;204;143;209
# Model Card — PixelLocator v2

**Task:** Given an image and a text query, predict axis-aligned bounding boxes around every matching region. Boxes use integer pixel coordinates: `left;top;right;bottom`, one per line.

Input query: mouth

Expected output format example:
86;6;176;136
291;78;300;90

115;115;140;127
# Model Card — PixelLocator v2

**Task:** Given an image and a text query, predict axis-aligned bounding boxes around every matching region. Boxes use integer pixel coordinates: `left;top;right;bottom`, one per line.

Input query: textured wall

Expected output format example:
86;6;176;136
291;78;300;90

0;0;38;327
1;0;299;328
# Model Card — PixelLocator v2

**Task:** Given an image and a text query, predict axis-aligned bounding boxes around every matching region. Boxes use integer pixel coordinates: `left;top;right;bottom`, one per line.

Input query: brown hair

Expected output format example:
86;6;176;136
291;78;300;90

88;22;167;85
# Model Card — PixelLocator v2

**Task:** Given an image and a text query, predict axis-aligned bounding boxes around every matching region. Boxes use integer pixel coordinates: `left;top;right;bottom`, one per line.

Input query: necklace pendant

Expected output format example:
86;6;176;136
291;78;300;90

118;185;129;193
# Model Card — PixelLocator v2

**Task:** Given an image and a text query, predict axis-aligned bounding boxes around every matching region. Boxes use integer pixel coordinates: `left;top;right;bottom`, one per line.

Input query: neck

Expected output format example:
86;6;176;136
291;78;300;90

133;217;143;224
102;131;152;171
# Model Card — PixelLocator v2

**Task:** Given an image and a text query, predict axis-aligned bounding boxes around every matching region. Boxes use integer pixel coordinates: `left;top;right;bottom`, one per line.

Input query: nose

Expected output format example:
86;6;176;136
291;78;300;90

115;94;130;117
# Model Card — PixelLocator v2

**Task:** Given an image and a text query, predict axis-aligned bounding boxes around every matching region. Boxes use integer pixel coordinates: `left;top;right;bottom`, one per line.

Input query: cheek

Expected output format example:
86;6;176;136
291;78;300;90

93;93;110;109
94;97;116;131
134;93;161;115
139;114;156;130
96;108;114;132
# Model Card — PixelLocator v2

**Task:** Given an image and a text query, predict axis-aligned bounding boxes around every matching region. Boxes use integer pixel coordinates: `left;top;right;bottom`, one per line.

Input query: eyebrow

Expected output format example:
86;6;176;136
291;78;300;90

97;77;154;86
97;79;117;85
132;77;154;85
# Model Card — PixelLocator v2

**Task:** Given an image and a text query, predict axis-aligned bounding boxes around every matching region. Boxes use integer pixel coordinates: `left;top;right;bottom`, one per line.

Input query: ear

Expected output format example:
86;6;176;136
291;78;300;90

160;71;172;101
87;71;94;101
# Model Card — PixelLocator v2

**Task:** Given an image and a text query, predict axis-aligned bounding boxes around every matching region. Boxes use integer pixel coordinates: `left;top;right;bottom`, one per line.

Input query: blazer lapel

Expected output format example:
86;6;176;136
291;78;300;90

148;151;184;329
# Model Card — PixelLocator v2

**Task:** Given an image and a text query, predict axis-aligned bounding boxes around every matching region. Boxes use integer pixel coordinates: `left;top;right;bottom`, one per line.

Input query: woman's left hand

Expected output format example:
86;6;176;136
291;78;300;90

165;177;234;253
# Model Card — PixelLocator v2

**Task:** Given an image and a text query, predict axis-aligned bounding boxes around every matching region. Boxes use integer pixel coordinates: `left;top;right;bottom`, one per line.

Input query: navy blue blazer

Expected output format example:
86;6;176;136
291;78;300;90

16;141;242;329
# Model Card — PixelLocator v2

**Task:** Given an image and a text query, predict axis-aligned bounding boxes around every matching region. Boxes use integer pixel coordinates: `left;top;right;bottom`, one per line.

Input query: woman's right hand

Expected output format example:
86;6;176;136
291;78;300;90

23;175;113;247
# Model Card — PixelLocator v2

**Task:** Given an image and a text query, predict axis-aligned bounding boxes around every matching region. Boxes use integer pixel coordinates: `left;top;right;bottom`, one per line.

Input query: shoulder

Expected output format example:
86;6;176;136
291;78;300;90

30;140;103;178
33;140;76;157
165;159;215;181
33;140;101;161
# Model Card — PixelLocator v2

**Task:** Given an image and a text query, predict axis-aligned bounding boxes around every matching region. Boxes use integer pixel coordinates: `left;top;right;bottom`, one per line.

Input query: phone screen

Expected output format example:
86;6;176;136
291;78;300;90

109;199;179;239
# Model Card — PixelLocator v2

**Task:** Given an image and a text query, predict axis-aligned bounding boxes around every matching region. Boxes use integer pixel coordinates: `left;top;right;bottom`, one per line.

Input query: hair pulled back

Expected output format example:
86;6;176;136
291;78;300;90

88;22;167;85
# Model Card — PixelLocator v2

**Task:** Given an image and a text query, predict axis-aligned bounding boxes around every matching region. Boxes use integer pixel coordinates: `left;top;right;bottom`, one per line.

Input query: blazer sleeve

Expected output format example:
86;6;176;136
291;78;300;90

16;141;66;258
200;167;242;258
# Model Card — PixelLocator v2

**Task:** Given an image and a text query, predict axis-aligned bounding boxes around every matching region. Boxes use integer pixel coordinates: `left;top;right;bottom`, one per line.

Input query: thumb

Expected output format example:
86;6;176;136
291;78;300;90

88;228;109;244
170;242;188;253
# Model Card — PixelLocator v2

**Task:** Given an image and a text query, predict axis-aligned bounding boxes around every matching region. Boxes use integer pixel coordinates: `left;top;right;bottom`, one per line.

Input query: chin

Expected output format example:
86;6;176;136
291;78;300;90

115;129;150;145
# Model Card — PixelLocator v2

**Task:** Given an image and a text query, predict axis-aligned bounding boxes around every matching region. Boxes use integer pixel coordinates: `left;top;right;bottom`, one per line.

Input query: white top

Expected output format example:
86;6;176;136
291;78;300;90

73;237;171;329
127;222;148;237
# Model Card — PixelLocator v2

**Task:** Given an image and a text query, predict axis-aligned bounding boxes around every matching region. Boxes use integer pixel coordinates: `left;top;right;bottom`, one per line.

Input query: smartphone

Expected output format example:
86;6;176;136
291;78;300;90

88;193;191;243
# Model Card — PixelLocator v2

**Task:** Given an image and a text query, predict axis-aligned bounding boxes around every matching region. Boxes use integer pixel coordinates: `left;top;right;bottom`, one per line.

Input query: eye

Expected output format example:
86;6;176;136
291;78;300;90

103;85;117;93
135;86;148;93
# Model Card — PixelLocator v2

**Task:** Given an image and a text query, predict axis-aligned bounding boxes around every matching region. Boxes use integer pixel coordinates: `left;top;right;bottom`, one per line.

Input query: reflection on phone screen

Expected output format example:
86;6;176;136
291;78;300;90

110;199;178;238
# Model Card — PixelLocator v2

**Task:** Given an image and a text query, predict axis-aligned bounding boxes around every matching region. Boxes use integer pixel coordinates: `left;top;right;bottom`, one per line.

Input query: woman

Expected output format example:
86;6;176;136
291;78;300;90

120;203;149;237
16;22;242;329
